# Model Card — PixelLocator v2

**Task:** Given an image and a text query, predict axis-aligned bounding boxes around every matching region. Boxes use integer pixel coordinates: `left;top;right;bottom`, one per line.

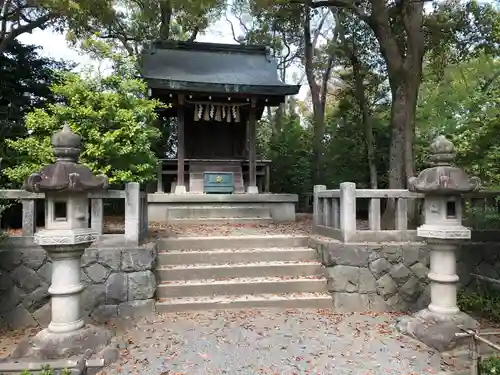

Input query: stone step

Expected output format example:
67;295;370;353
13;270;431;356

157;261;324;281
156;276;327;298
163;205;271;219
158;247;318;265
158;235;310;251
155;292;333;312
166;217;272;225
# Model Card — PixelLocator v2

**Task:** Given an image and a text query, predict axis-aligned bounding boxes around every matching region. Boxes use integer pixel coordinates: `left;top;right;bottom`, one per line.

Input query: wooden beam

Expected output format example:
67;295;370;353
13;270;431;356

177;94;186;192
248;98;258;193
265;164;271;193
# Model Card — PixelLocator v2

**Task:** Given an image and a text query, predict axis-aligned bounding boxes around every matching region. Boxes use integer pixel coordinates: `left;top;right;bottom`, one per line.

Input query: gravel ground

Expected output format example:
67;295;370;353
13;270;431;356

7;213;373;238
148;214;314;237
99;309;450;375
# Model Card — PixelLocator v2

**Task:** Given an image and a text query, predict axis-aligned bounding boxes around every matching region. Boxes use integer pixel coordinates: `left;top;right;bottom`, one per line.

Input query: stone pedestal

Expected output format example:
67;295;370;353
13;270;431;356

47;245;86;334
427;241;460;316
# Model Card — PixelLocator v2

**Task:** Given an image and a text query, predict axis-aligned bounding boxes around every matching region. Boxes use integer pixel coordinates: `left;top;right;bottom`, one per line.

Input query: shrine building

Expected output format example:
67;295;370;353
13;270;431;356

140;40;301;223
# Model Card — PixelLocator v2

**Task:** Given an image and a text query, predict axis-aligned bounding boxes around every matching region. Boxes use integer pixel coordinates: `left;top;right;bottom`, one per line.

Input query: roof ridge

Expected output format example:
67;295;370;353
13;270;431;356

149;40;271;56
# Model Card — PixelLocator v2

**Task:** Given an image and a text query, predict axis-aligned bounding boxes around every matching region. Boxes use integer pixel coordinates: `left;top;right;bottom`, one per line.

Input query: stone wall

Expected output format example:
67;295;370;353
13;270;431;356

0;241;157;329
457;241;500;290
312;237;500;312
312;238;431;312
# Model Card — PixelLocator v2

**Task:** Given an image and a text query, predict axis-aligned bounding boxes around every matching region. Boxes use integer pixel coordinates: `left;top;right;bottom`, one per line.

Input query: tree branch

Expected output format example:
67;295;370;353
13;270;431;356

0;0;12;41
187;25;199;41
0;11;56;55
290;0;369;20
225;11;243;44
312;9;329;49
159;0;172;41
304;8;321;105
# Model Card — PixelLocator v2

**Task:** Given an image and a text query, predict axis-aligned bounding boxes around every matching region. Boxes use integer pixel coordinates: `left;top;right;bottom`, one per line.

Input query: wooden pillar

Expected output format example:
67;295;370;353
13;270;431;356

247;98;258;193
175;94;186;194
265;164;270;193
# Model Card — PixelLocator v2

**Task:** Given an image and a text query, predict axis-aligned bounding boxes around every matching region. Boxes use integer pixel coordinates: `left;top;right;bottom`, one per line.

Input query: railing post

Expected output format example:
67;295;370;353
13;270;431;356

156;163;164;193
313;185;326;228
332;198;340;229
323;196;332;227
140;193;148;242
90;198;104;236
340;182;356;242
22;199;36;236
395;198;408;230
125;182;141;245
369;198;381;231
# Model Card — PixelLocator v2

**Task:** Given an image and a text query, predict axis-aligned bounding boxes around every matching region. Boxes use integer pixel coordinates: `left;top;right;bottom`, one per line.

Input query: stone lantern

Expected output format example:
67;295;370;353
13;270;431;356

16;124;112;359
397;135;481;352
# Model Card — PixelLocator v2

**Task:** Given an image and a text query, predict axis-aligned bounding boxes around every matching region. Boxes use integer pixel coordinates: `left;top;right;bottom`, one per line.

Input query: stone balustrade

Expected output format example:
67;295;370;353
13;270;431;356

311;182;500;312
313;182;500;243
0;182;148;246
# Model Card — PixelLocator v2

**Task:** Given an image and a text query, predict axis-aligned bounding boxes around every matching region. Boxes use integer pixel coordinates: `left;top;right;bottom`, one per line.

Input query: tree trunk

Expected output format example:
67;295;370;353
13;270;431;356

303;8;335;185
312;108;326;184
382;77;420;228
159;0;172;41
351;50;378;189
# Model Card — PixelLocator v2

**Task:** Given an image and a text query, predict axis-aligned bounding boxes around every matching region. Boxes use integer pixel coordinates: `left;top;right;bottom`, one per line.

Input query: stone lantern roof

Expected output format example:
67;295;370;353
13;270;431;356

23;124;108;193
408;135;481;195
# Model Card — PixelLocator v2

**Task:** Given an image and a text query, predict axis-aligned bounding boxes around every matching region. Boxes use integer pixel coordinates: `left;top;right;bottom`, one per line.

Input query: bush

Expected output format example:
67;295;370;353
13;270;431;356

481;356;500;374
3;39;162;187
19;366;71;375
458;287;500;323
465;204;500;230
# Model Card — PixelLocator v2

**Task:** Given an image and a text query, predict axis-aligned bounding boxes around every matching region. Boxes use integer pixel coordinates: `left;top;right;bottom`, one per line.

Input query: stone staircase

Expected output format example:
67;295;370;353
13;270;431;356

155;235;332;312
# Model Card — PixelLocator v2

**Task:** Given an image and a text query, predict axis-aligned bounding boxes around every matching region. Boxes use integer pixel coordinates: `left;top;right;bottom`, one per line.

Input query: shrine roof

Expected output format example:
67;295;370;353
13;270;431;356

140;41;301;98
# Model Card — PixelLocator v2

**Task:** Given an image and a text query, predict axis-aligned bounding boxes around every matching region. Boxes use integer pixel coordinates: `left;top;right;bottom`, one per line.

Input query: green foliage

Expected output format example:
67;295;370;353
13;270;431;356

481;356;500;374
260;112;313;194
68;0;227;57
479;356;500;375
458;287;500;374
0;0;116;55
417;54;500;187
458;287;500;323
3;39;161;186
19;365;71;375
465;204;500;230
0;40;72;187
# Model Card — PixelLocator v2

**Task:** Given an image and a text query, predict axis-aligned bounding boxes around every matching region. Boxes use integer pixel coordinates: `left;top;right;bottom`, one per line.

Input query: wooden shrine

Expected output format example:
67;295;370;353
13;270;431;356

140;41;300;194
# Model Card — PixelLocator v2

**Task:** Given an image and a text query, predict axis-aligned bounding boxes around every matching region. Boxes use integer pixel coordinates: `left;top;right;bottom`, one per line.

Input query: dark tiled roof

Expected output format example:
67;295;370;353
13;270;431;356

140;41;301;97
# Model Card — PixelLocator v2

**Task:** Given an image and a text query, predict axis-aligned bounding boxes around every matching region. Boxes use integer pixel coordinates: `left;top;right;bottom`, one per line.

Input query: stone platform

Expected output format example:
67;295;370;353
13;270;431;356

148;193;298;224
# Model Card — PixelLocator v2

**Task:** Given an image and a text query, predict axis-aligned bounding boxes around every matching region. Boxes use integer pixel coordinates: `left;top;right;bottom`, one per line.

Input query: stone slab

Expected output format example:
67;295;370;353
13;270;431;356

0;355;86;375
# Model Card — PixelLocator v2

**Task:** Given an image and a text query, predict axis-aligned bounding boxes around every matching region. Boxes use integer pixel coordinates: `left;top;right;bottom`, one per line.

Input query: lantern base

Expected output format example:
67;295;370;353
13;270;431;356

10;324;114;361
396;308;478;352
